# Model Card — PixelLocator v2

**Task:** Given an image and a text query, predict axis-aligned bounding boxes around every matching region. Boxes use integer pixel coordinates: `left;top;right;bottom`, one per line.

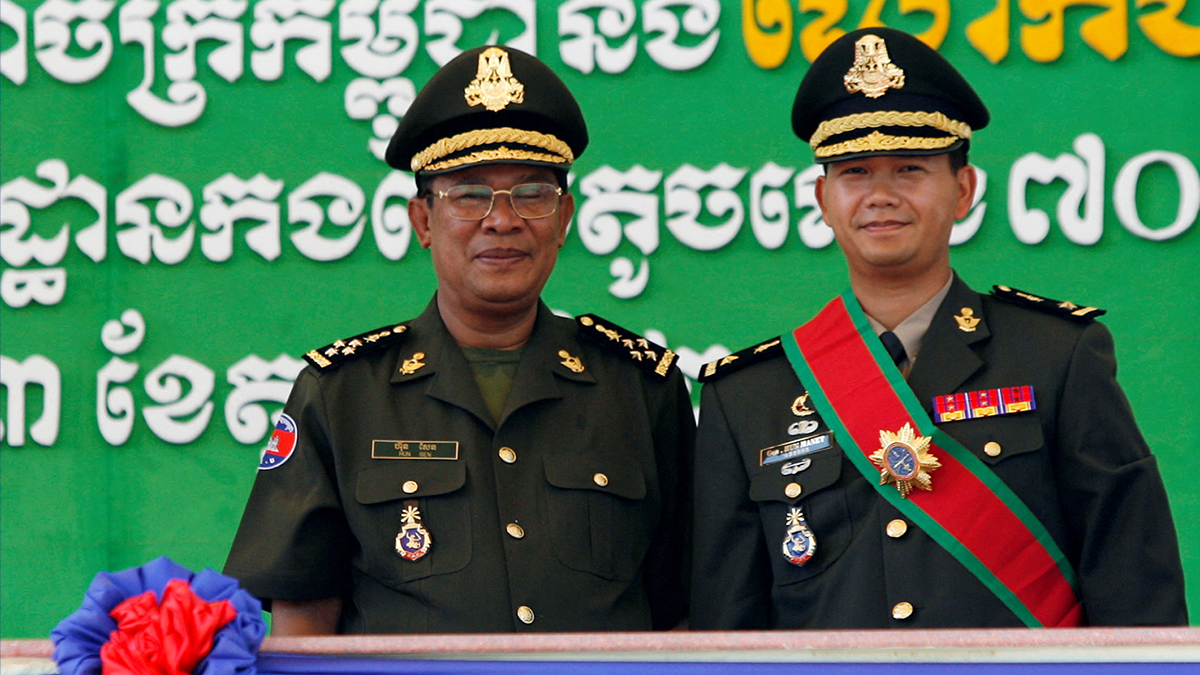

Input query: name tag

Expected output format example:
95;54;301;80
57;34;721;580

372;440;459;460
760;433;832;466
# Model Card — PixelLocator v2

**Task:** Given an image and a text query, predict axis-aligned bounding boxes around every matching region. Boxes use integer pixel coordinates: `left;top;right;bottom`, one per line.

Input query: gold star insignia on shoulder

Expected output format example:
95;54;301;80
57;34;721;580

576;314;676;378
992;285;1106;323
698;336;785;382
870;423;940;498
304;322;410;370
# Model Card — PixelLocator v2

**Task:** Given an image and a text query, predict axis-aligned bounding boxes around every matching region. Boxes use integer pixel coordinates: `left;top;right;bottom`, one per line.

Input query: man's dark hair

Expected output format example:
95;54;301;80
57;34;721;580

415;168;570;199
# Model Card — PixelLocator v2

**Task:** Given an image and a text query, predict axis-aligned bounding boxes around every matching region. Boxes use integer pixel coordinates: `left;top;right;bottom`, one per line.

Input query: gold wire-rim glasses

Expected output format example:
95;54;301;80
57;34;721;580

434;183;563;221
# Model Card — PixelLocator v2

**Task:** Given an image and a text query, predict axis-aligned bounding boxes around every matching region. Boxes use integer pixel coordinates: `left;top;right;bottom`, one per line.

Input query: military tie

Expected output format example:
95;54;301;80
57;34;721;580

880;331;908;368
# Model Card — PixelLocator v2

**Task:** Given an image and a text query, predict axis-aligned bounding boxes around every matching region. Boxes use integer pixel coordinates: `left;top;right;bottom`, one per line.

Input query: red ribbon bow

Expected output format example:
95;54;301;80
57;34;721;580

100;578;237;675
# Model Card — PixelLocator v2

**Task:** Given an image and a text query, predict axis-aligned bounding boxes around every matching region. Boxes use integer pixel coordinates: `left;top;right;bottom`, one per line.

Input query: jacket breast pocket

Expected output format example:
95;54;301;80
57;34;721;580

352;461;471;588
948;415;1045;466
543;453;652;581
748;445;851;585
944;414;1049;498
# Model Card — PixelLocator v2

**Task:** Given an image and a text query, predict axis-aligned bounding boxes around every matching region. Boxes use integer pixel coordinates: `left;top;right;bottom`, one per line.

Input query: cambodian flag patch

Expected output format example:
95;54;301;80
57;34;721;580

259;414;297;470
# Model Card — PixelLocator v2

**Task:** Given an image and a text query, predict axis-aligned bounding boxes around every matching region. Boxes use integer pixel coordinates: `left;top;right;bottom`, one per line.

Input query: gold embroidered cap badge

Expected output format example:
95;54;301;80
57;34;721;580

843;34;905;98
464;47;525;112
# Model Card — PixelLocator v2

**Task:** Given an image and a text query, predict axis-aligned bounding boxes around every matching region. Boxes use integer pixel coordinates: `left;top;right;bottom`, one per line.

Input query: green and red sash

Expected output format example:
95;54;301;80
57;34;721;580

781;292;1083;628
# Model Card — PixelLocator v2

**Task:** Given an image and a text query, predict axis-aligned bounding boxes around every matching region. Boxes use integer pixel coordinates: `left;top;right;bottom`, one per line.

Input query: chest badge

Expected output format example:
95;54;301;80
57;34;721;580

870;423;940;498
782;508;817;566
396;503;432;561
791;393;816;417
788;419;819;436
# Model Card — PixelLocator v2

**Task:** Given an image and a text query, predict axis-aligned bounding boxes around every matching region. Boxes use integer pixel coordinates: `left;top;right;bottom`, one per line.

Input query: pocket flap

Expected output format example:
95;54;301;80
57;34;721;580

544;454;646;501
749;446;842;503
948;415;1044;465
356;460;467;504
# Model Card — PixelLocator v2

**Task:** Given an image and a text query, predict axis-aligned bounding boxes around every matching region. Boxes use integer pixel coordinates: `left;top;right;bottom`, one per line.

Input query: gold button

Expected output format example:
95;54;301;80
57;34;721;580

784;482;802;498
402;480;418;494
498;447;517;464
517;605;535;624
892;601;914;620
506;523;525;539
886;519;908;538
984;441;1002;457
593;473;609;487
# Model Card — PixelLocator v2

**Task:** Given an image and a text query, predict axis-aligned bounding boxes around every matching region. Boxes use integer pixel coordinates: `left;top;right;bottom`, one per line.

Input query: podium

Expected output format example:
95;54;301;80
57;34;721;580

4;627;1199;674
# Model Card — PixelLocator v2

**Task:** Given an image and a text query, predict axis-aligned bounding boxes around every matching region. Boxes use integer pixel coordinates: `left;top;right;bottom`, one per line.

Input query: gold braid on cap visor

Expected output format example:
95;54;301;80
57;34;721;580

411;126;574;172
810;110;972;156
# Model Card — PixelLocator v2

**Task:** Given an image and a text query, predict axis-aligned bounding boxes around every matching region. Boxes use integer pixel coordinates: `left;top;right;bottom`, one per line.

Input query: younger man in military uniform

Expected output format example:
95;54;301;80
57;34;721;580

226;46;693;634
691;28;1186;628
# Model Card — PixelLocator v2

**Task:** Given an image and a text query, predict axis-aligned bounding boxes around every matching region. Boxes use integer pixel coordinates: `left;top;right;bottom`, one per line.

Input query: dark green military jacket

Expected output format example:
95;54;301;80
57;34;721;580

225;297;693;633
691;275;1186;628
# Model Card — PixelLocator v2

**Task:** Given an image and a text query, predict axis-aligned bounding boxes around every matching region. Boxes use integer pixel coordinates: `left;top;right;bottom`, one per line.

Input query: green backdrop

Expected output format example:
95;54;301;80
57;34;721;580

2;0;1197;637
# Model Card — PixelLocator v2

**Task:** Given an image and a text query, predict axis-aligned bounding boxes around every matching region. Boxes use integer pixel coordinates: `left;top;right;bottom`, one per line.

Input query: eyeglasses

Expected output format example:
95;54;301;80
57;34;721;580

433;183;563;221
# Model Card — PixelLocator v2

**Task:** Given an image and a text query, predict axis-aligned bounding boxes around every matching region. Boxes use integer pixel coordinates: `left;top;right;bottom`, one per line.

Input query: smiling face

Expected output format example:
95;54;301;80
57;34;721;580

815;153;976;284
410;163;575;318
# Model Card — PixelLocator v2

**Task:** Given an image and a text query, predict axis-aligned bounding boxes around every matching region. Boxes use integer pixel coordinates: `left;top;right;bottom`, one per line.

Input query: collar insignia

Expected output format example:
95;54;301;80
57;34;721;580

464;47;525;112
399;352;426;376
844;34;905;98
955;306;980;332
870;423;940;498
558;350;585;373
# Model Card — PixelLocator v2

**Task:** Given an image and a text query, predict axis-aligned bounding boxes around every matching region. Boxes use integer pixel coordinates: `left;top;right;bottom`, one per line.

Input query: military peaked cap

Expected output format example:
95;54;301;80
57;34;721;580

792;28;989;163
386;46;589;175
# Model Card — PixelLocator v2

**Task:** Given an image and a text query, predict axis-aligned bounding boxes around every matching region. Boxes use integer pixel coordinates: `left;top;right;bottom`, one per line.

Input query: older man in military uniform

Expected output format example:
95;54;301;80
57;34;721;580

225;46;693;634
691;28;1186;628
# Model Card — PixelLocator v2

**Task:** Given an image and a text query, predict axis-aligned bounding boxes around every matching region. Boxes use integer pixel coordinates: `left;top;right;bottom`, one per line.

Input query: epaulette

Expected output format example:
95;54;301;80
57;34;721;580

697;337;784;382
576;314;676;378
991;285;1106;323
303;322;410;370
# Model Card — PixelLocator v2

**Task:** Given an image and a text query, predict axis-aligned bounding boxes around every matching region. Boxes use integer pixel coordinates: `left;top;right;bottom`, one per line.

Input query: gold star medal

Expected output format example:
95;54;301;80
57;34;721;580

395;504;432;561
870;423;940;498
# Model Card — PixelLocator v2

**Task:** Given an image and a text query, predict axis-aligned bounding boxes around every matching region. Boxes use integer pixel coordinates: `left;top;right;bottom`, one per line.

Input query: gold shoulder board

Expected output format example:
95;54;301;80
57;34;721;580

991;285;1106;323
304;323;411;370
576;314;676;378
697;337;784;382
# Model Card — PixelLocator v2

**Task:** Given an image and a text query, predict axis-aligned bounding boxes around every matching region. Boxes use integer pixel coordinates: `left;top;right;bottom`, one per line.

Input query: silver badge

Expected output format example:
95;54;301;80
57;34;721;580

788;420;820;436
781;458;812;476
